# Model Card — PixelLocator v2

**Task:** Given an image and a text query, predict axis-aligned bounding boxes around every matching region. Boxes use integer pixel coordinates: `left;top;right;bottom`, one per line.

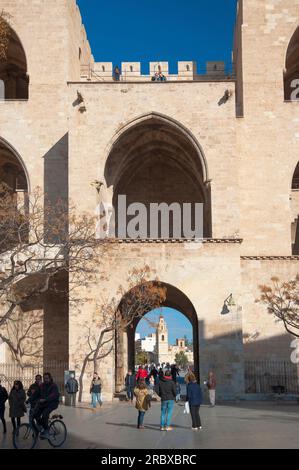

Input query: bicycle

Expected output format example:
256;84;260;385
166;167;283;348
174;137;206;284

13;414;67;449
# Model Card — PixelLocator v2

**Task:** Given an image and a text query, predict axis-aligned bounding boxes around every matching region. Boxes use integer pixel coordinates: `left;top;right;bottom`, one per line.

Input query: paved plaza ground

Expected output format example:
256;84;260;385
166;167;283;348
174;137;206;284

1;400;299;449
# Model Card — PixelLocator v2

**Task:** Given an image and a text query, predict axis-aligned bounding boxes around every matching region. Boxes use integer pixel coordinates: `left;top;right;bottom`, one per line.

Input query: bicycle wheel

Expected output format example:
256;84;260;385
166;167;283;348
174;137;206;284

48;419;67;448
13;423;37;450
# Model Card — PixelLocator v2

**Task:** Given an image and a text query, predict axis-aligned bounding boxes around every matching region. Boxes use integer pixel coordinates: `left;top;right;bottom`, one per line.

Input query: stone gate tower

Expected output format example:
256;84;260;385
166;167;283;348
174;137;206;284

1;0;299;402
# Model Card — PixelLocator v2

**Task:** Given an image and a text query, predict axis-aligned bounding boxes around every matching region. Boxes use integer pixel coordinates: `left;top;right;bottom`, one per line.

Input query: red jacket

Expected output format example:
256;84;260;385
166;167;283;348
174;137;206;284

136;369;148;381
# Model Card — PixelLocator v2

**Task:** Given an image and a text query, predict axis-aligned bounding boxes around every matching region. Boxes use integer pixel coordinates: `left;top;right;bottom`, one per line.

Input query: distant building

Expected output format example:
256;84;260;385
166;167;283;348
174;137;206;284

155;316;193;365
135;333;141;341
141;334;156;353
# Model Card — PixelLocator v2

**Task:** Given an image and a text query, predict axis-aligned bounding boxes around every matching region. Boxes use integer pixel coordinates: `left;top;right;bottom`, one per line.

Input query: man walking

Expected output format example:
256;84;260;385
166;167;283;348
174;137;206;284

125;369;136;403
65;373;79;407
157;371;176;431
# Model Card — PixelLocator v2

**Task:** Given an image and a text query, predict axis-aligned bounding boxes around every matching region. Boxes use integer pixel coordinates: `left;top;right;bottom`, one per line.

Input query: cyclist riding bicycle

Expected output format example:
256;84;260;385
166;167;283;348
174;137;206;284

32;372;60;439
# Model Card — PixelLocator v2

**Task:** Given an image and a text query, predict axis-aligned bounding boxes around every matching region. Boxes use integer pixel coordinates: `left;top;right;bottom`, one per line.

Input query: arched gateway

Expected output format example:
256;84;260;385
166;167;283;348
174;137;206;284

115;282;199;393
104;112;212;239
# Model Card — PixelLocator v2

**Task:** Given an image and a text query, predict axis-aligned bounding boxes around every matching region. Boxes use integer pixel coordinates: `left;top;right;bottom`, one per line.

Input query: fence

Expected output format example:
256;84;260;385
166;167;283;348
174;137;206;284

0;361;69;394
245;360;299;394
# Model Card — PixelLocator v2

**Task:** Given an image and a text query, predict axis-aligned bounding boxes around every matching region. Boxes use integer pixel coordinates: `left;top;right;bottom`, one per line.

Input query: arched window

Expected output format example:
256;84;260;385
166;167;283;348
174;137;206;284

0;21;29;99
102;65;105;72
130;65;133;72
0;138;29;251
162;335;165;341
186;64;190;72
284;26;299;101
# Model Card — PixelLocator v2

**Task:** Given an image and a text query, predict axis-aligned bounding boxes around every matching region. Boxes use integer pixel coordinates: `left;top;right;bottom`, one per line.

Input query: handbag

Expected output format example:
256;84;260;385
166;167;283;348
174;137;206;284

184;401;190;414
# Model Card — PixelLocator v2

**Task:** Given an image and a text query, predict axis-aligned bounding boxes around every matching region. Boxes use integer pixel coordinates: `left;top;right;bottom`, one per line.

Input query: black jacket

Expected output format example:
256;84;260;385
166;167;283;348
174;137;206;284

0;385;8;406
157;376;176;401
27;383;41;406
39;382;60;405
125;374;136;388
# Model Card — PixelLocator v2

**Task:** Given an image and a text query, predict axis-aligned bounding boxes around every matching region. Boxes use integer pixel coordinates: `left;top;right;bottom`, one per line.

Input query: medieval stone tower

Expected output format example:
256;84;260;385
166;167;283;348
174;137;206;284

1;0;299;401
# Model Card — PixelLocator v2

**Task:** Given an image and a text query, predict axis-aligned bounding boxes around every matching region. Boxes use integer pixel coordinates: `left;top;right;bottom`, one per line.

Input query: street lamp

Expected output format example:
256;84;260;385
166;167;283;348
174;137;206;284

220;293;236;315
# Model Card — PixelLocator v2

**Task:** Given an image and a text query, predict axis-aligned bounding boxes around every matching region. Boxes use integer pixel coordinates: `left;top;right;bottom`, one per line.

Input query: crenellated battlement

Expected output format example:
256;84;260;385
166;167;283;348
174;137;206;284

80;61;234;82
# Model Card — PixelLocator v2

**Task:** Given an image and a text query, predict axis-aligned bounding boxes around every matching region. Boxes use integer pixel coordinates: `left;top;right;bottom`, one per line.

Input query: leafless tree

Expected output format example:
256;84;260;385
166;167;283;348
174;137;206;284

257;275;299;338
0;183;103;361
0;10;11;61
77;266;167;401
0;308;43;366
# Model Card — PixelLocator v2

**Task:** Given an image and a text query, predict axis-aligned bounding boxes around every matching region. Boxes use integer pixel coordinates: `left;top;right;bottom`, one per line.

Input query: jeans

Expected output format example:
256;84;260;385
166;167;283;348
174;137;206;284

91;392;102;408
190;406;201;428
160;400;174;428
126;387;134;401
137;411;145;428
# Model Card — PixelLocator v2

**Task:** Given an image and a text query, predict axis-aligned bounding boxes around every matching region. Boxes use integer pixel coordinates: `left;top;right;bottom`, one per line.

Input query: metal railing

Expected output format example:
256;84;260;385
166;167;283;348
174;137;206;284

245;360;299;394
0;361;68;393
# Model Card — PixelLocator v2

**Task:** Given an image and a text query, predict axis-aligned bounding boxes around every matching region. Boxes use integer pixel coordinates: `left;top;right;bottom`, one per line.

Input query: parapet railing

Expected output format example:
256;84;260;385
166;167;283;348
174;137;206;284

80;64;236;83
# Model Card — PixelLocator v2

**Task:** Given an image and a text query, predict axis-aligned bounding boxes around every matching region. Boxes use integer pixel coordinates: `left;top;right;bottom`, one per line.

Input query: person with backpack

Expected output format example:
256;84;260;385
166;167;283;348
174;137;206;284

134;378;151;429
157;371;176;431
186;373;202;430
90;372;102;410
65;373;79;407
0;380;8;434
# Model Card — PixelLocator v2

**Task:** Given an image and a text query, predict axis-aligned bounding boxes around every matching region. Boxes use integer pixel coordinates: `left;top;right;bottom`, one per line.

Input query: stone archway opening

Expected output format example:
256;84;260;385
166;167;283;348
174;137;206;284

0;22;29;100
134;307;195;369
284;26;299;101
0;138;29;252
115;282;199;393
105;114;211;239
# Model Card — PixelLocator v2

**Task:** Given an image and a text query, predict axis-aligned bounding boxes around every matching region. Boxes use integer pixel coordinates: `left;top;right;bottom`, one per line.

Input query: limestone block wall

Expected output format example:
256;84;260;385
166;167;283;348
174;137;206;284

69;241;244;401
241;258;299;361
67;81;239;240
238;0;299;255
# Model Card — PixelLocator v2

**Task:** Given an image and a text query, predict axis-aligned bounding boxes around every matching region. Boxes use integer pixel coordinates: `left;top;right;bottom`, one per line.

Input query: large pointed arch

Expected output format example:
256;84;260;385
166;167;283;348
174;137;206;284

0;19;29;99
104;112;212;238
115;281;199;393
284;25;299;101
105;112;209;184
0;136;30;192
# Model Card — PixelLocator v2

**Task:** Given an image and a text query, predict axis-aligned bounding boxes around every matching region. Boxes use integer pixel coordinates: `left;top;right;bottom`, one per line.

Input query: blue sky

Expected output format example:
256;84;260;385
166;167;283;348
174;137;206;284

136;307;193;344
77;0;238;74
